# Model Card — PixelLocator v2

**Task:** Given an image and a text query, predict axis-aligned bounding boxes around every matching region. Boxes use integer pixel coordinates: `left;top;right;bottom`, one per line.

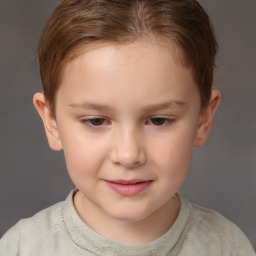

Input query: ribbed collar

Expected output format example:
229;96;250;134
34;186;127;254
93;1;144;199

63;190;192;255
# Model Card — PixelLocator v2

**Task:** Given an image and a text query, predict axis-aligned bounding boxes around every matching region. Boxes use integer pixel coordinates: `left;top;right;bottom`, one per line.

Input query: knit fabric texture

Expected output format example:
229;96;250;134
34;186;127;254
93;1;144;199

0;190;255;256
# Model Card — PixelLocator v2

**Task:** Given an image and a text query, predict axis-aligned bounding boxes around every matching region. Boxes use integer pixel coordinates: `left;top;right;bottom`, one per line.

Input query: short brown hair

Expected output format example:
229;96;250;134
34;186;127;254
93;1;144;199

38;0;217;113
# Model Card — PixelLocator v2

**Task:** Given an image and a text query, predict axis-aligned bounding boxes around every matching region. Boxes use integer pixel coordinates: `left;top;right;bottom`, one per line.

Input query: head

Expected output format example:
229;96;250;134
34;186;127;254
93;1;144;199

33;0;220;241
37;0;218;114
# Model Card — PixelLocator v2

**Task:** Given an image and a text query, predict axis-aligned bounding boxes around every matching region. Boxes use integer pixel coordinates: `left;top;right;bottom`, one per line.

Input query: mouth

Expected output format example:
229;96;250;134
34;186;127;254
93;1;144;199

104;179;153;196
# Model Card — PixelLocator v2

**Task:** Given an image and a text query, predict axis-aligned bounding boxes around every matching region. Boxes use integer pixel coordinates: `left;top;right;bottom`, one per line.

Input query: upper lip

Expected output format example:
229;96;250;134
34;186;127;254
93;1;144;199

105;179;152;185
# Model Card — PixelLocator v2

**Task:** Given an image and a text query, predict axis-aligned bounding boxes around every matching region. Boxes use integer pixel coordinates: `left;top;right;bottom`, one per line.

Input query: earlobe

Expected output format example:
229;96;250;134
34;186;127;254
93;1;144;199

33;92;63;151
194;90;221;147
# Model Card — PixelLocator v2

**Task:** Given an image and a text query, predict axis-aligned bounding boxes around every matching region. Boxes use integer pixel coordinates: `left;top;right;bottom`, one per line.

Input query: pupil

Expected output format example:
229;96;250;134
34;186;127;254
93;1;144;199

152;118;165;125
91;118;104;126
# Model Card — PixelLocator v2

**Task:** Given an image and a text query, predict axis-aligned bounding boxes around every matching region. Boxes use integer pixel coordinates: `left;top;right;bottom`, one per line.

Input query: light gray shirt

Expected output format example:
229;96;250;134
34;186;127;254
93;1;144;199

0;190;255;255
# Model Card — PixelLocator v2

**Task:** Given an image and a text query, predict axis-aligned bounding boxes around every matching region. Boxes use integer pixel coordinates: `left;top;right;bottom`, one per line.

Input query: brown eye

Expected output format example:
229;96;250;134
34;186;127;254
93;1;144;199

149;118;170;126
88;118;106;126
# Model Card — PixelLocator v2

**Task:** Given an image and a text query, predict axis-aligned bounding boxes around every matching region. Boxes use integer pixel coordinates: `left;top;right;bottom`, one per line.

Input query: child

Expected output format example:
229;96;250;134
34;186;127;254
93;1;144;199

0;0;254;255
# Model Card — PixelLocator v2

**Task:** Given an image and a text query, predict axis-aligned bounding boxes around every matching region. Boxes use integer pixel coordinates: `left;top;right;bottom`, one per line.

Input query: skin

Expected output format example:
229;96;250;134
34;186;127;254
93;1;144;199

34;39;220;246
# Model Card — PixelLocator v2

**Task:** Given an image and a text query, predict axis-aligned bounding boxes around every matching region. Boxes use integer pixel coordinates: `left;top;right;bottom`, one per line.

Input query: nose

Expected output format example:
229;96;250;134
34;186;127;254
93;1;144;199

109;128;146;168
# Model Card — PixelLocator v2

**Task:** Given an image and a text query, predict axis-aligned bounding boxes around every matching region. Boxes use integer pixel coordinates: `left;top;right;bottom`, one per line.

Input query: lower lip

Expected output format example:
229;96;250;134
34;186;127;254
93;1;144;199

105;181;152;196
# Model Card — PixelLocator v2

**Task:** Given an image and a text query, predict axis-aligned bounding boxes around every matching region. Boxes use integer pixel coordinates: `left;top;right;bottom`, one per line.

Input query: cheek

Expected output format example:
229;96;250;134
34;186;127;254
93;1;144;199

151;130;195;180
61;135;107;180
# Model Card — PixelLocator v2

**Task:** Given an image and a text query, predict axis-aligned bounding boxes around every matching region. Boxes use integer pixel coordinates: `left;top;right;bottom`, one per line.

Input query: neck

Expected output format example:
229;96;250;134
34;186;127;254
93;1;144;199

74;191;180;246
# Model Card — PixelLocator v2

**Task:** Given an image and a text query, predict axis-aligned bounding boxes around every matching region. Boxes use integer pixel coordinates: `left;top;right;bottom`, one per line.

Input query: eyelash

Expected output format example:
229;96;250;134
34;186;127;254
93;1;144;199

81;118;110;127
81;117;174;128
146;117;173;126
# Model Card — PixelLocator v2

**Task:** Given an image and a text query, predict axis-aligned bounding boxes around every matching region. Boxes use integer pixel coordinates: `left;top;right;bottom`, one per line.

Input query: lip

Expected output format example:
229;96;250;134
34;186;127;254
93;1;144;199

105;179;153;196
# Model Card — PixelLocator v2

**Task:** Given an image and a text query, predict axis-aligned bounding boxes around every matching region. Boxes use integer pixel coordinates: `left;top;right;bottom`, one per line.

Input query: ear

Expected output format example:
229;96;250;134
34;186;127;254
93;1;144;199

33;92;63;151
194;90;221;147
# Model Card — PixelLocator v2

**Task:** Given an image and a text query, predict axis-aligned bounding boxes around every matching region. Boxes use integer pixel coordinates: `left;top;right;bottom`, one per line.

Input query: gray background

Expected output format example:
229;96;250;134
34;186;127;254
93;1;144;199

0;0;255;249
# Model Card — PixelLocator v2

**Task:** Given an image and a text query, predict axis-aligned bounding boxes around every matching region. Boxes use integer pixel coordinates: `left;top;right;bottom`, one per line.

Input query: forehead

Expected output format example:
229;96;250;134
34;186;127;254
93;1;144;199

61;40;192;87
63;37;189;72
56;40;199;112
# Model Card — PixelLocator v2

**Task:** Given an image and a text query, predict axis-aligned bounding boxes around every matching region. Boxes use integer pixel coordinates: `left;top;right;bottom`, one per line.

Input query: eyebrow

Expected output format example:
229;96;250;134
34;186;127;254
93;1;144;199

69;100;187;112
141;101;187;112
69;102;112;111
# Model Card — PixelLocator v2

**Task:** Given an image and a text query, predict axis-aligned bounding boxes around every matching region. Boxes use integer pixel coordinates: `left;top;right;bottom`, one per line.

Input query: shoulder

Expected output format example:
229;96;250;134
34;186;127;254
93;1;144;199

183;202;255;255
0;199;67;255
1;200;65;237
19;200;65;235
191;203;239;234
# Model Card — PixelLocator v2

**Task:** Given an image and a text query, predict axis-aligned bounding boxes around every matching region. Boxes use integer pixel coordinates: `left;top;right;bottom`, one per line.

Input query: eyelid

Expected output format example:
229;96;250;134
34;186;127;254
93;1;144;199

80;116;111;127
146;116;175;126
79;115;175;128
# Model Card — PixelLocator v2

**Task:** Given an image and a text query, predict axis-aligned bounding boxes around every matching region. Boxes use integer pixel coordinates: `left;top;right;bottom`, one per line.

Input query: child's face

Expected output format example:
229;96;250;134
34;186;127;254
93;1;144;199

35;40;219;224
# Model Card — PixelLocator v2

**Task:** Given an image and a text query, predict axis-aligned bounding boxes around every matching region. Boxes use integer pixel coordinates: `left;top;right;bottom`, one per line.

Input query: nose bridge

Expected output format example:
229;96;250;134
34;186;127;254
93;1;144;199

110;125;146;168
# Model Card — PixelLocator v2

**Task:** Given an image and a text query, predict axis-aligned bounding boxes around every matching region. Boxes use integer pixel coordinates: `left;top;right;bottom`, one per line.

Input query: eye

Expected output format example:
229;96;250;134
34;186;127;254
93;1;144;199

82;118;109;127
147;117;172;126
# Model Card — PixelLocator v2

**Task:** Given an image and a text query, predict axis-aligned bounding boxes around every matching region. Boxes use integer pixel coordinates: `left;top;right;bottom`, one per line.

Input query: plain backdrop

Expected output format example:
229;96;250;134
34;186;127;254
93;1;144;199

0;0;255;249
